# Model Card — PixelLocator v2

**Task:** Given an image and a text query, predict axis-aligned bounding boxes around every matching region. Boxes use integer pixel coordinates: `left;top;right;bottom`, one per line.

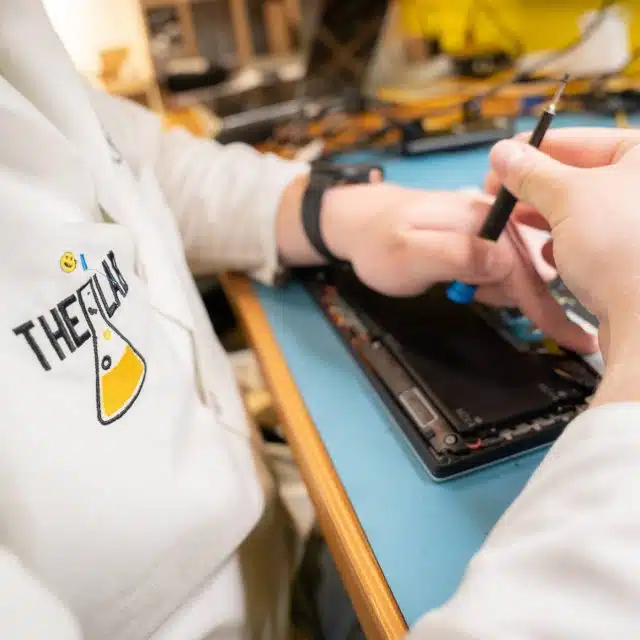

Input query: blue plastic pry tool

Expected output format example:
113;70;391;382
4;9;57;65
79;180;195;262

446;280;477;304
80;253;88;271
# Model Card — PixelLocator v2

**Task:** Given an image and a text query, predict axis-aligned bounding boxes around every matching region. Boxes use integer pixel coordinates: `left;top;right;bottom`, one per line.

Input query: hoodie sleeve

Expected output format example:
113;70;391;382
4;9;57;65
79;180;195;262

407;402;640;639
89;89;309;284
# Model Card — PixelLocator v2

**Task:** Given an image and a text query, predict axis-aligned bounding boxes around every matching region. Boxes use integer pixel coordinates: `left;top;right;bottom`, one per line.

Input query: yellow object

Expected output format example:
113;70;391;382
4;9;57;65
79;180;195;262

399;0;520;52
163;106;221;138
100;344;146;420
99;46;130;81
59;251;77;273
542;338;563;356
398;0;640;64
78;280;146;424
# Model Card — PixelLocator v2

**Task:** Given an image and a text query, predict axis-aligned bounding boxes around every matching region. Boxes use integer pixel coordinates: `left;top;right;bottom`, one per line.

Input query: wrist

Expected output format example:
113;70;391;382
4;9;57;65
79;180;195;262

592;316;640;406
278;163;387;267
319;185;353;261
321;183;385;262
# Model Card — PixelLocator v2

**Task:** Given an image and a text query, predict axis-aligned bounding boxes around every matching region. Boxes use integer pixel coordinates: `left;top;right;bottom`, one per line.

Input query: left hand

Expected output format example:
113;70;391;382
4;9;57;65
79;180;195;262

320;182;596;354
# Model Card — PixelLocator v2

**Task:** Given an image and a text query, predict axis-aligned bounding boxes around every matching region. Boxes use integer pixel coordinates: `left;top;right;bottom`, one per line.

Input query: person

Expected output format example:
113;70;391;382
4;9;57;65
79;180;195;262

408;127;640;639
0;1;633;638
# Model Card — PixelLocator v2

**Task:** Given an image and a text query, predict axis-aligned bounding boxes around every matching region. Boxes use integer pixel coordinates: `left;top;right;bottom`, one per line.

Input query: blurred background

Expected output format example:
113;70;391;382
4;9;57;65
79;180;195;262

41;0;640;139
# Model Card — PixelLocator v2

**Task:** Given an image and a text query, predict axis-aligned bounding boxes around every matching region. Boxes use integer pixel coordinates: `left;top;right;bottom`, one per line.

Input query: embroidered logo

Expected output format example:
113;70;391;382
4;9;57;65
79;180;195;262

59;251;77;273
12;250;147;424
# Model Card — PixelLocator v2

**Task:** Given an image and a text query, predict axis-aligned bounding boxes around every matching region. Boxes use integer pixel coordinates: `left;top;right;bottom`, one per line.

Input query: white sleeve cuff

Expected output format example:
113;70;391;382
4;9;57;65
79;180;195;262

247;155;309;286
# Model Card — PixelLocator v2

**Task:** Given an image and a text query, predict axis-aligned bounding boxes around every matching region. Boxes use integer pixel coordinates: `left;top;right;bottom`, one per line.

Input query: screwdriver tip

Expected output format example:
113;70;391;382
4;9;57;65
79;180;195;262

549;74;570;110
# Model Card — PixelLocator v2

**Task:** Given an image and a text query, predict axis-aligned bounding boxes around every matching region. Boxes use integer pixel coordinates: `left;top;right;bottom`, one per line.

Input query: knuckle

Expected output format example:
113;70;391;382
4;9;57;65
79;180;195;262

513;159;574;221
468;244;488;276
443;241;466;270
511;153;539;199
485;176;499;194
385;225;410;254
611;134;640;164
450;237;483;276
546;173;578;223
549;179;573;213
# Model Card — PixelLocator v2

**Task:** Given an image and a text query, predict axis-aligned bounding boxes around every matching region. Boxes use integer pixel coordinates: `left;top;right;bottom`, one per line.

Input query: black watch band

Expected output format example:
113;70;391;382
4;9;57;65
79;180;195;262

301;176;340;263
301;162;384;264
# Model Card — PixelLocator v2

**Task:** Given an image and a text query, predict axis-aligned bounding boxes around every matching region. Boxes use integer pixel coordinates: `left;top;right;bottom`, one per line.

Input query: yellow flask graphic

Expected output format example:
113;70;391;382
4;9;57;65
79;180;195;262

78;278;146;424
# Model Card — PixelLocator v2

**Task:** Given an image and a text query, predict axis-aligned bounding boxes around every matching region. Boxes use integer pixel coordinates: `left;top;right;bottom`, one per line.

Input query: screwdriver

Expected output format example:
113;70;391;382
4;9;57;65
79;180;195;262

446;73;570;304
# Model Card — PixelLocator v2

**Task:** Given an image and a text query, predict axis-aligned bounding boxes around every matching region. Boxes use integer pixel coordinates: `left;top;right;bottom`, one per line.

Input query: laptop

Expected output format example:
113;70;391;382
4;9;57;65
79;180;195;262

296;264;600;481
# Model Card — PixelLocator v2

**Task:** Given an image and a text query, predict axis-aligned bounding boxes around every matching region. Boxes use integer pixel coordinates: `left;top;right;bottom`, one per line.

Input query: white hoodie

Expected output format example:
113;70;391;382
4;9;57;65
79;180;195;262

0;1;305;638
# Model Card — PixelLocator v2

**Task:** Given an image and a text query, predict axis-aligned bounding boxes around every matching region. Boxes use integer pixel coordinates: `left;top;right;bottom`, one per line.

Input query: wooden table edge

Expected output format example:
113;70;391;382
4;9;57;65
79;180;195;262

220;272;407;640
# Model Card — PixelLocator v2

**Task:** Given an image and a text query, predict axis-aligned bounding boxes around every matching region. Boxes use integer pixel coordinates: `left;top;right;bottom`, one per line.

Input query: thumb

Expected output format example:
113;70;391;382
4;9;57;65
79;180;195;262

490;139;577;226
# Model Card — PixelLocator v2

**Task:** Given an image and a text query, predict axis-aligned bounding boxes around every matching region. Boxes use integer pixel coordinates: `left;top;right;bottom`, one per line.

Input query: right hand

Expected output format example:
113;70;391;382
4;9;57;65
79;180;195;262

485;127;640;368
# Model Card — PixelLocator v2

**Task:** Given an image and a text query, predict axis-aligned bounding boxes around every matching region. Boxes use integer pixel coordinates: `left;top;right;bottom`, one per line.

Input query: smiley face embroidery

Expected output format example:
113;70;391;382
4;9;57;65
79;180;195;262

60;251;77;273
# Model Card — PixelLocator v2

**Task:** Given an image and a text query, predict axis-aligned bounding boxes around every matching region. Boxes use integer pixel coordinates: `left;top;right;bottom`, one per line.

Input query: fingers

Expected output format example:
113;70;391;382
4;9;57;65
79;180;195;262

512;222;556;282
514;127;640;167
407;191;494;234
489;140;578;227
509;271;597;354
513;209;550;231
365;221;597;353
541;239;555;268
484;127;640;195
401;229;514;287
502;225;597;354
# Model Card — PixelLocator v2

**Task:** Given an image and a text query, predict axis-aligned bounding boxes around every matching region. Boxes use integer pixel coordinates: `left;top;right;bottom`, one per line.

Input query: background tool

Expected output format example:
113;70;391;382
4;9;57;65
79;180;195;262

446;73;569;304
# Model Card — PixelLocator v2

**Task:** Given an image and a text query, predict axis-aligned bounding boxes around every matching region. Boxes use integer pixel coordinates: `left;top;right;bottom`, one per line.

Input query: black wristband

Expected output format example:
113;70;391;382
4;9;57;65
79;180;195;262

301;162;383;264
301;177;342;263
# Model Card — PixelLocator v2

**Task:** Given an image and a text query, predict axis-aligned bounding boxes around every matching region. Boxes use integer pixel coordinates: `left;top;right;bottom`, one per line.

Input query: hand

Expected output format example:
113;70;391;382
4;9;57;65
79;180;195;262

485;127;640;390
318;182;595;354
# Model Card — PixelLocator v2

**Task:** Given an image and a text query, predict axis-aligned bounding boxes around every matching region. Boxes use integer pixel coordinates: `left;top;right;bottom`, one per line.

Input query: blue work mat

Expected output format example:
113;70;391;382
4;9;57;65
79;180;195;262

254;114;615;627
